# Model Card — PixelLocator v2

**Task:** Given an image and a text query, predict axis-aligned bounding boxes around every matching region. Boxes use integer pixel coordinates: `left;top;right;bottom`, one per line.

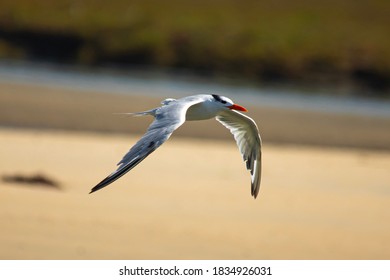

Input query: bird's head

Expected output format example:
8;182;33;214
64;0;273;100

211;94;247;112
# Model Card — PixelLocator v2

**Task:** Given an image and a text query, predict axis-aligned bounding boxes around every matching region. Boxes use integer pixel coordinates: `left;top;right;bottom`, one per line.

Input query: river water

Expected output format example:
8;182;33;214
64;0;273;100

0;60;389;118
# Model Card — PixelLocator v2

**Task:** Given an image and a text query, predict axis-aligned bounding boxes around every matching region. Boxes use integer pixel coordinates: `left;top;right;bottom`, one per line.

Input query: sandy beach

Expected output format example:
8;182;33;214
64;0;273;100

1;81;390;259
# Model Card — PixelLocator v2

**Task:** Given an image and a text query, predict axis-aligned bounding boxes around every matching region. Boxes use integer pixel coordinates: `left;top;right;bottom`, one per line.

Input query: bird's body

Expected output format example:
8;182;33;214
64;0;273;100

90;94;262;198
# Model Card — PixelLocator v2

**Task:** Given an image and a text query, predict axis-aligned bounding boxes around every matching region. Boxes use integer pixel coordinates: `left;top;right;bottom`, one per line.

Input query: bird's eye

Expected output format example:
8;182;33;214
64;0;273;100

221;100;227;104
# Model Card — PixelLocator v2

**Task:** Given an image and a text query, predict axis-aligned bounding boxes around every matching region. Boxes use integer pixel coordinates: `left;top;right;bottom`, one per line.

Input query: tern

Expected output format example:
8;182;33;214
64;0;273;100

90;94;262;198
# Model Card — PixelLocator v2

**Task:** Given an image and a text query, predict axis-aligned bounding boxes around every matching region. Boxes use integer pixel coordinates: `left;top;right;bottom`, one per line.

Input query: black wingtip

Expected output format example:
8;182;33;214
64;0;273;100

89;187;98;194
89;183;106;194
251;183;260;199
89;176;110;194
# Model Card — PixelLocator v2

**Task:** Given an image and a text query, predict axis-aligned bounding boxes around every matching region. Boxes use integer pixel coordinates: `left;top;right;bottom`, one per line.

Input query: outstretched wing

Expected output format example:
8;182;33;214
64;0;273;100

90;97;203;193
216;110;262;198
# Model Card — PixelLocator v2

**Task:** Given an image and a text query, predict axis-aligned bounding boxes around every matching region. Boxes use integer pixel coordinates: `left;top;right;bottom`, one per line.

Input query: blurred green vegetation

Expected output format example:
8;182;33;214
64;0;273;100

0;0;389;93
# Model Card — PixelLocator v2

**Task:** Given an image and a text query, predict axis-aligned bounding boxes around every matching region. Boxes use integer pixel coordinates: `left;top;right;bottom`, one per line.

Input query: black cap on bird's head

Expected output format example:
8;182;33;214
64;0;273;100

212;94;247;112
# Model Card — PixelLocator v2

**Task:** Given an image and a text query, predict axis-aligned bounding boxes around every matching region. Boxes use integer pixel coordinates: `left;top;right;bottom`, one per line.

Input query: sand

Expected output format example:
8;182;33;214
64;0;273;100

1;80;390;259
1;128;389;260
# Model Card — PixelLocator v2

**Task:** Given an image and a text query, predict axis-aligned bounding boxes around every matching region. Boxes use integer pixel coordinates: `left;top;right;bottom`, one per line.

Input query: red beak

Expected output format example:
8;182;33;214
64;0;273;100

228;104;248;112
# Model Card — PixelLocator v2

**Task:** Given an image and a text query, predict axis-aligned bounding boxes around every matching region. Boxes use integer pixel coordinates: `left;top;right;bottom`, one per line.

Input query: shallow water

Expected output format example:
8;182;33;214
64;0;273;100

0;60;389;118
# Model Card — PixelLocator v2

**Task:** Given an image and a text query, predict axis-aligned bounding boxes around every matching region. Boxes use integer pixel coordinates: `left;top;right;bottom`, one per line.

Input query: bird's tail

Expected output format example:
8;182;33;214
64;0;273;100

113;108;157;117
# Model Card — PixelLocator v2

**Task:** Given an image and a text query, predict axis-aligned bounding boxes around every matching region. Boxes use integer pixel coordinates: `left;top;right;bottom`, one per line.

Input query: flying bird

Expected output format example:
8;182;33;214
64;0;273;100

90;94;262;198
